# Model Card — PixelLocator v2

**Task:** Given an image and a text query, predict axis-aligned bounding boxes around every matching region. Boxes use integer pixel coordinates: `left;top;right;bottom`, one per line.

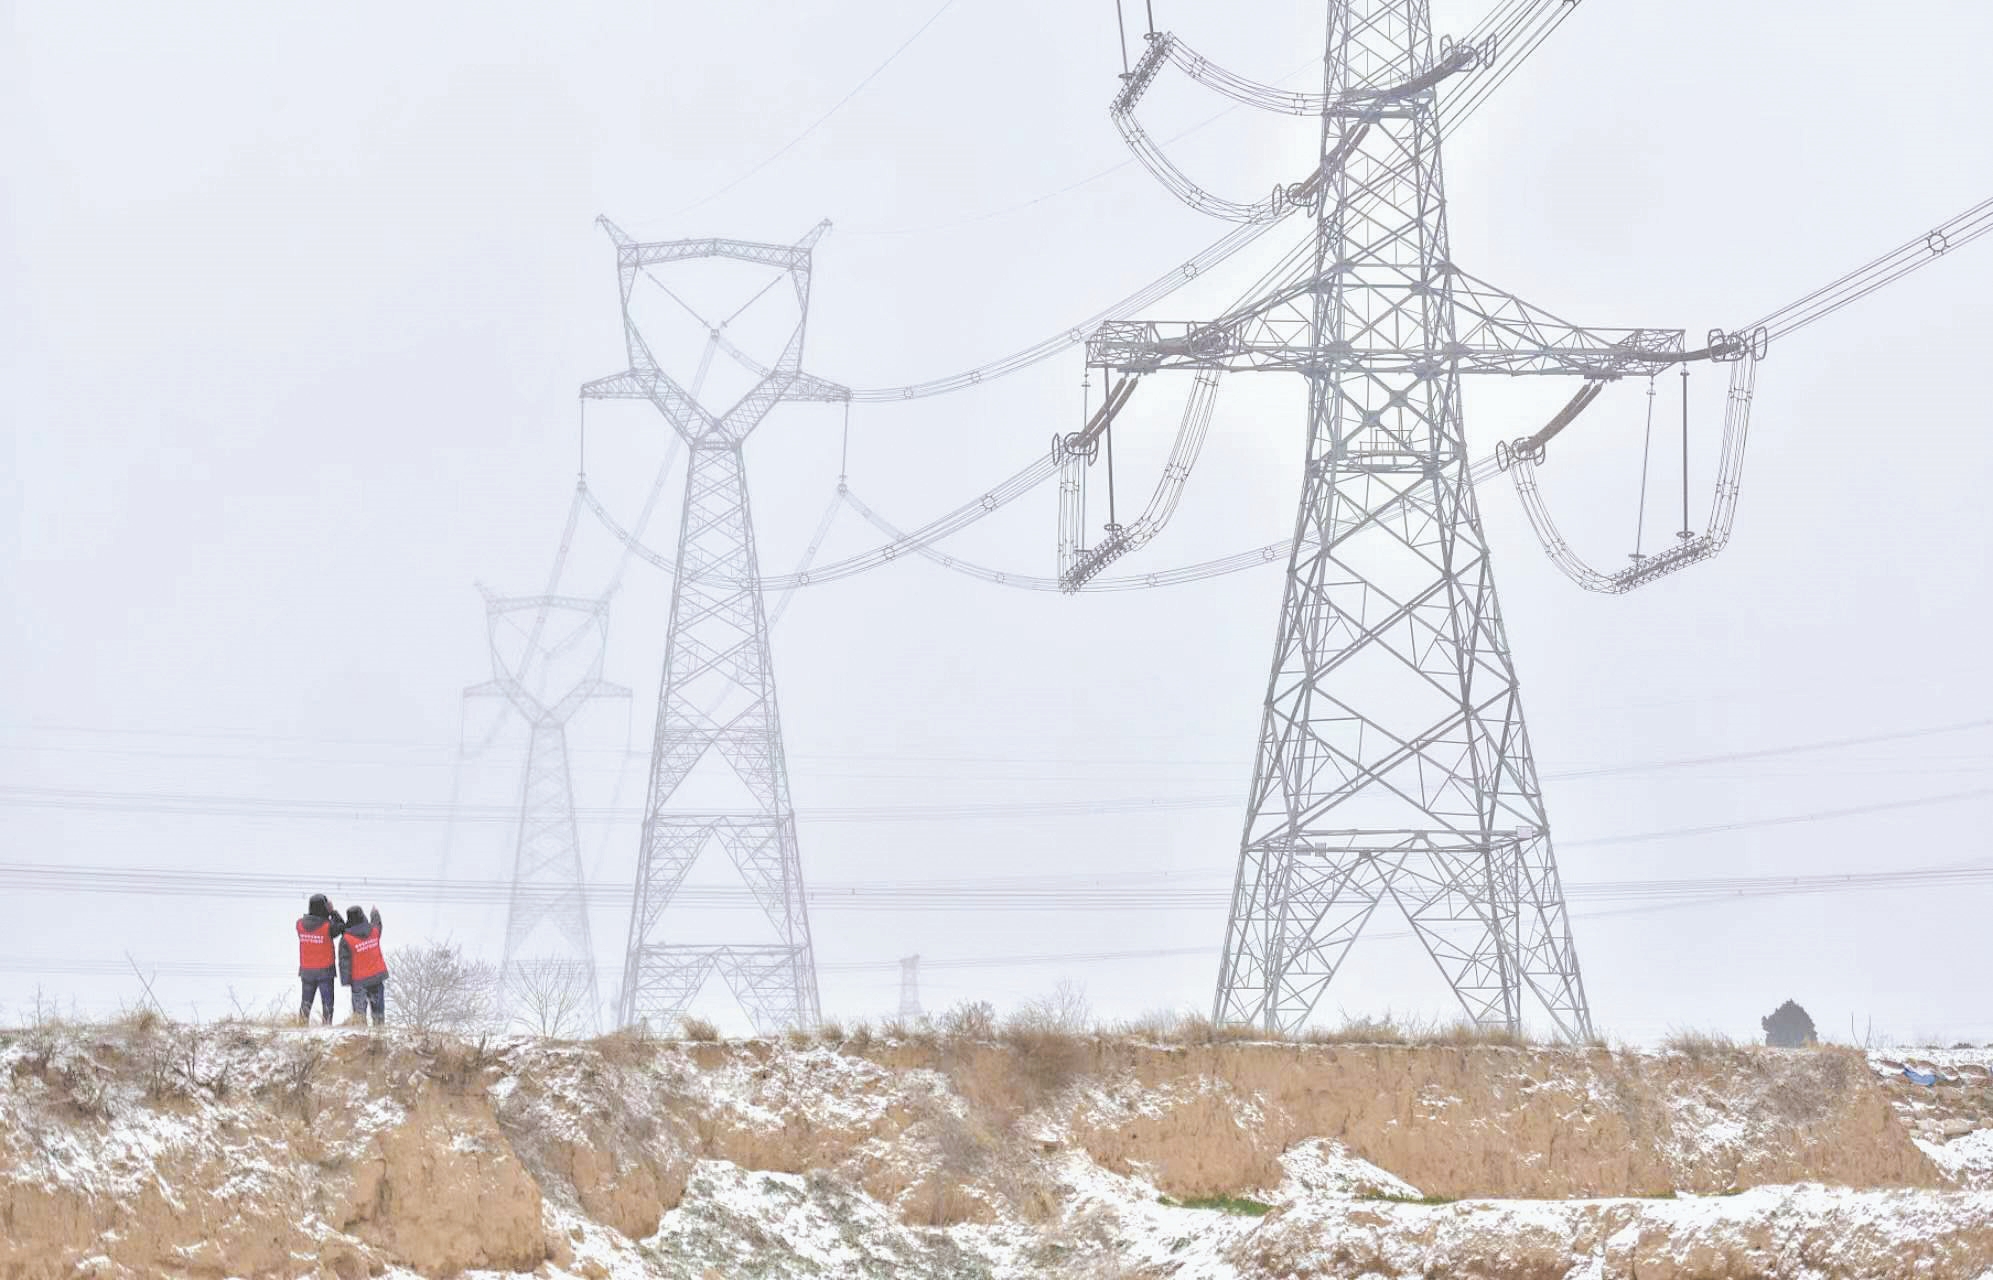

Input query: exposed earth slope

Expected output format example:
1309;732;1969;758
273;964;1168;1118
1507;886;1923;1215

2;1019;1990;1278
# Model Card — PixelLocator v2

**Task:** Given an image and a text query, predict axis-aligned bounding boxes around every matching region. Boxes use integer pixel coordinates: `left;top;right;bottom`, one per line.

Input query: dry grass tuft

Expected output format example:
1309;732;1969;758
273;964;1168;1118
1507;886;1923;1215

1302;1015;1408;1046
1117;1008;1192;1042
815;1019;845;1045
678;1015;720;1043
1162;1014;1267;1045
1662;1027;1738;1060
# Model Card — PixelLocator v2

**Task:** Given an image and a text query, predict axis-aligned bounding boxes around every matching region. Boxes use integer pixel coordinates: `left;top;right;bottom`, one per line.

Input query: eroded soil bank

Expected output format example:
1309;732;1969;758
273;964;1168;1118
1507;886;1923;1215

2;1023;1988;1278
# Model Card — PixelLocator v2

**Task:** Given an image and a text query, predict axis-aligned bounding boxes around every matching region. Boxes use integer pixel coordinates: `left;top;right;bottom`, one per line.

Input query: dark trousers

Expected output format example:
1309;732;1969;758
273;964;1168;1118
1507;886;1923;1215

299;976;334;1024
356;977;387;1026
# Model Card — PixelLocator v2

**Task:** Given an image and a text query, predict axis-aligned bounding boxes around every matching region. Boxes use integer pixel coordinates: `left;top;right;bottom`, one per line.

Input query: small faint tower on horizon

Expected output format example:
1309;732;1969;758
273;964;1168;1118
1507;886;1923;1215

897;955;923;1022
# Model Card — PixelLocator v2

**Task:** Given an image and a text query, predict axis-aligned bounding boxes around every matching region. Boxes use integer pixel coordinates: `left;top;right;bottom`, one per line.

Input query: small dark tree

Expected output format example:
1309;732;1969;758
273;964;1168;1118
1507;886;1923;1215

1761;999;1818;1048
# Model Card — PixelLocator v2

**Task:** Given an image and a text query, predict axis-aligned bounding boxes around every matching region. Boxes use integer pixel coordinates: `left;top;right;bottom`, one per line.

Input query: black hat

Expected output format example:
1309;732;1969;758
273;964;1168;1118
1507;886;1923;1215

345;904;366;925
308;893;331;916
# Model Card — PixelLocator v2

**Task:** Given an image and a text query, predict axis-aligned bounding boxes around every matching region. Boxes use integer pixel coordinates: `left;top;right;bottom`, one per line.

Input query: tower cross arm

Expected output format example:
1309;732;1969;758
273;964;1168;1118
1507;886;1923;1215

1088;267;1706;379
1444;268;1691;377
785;371;851;403
581;369;717;433
614;238;815;273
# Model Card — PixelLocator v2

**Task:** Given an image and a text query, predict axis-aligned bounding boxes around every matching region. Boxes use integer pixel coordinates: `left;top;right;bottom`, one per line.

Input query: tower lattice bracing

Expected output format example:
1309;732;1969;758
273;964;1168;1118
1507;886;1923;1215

1092;2;1707;1039
471;591;627;1029
585;219;846;1033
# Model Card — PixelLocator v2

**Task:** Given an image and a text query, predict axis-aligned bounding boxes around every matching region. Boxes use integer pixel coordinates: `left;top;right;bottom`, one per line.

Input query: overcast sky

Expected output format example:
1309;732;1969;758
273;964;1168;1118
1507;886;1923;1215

4;0;1991;1042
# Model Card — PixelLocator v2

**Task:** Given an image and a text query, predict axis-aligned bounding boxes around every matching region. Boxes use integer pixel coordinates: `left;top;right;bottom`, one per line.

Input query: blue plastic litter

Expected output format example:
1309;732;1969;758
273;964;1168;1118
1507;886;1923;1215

1902;1067;1939;1087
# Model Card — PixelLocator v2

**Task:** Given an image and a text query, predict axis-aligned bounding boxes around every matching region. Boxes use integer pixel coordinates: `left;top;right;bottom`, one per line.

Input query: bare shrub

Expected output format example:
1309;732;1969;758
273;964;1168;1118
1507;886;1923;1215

272;1039;326;1119
1016;981;1091;1034
391;942;499;1033
1663;1027;1738;1059
679;1015;720;1042
1000;982;1094;1096
940;1000;997;1042
816;1019;845;1044
786;1026;812;1048
845;1022;874;1053
506;957;595;1039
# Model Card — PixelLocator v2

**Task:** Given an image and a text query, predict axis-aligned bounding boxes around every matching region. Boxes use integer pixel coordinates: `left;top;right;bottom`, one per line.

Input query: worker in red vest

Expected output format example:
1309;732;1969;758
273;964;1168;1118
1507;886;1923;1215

340;905;389;1027
295;893;347;1025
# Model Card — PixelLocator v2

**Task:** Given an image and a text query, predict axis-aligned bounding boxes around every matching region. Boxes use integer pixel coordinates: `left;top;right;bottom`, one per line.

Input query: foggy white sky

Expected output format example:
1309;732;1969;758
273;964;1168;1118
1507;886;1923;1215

4;0;1990;1041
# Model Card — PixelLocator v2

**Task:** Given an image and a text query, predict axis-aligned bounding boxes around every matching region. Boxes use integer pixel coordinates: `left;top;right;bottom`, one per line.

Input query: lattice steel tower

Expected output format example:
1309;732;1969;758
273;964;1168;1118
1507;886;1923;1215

584;218;844;1033
1093;2;1705;1038
470;588;627;1027
897;955;923;1021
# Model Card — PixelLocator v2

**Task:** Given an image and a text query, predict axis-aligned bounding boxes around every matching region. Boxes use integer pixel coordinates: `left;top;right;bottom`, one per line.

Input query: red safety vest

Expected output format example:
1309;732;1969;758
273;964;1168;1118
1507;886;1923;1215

298;920;334;970
349;926;387;983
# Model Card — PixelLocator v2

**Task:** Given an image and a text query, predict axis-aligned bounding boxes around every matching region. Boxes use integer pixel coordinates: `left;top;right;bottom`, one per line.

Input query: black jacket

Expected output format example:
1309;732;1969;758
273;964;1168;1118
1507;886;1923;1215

339;908;387;987
297;895;347;980
336;907;367;985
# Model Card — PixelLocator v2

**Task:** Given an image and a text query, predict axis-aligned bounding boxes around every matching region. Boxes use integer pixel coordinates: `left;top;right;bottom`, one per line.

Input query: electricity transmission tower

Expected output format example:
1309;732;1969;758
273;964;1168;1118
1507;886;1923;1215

897;955;923;1021
584;218;845;1033
1092;3;1735;1039
468;589;628;1028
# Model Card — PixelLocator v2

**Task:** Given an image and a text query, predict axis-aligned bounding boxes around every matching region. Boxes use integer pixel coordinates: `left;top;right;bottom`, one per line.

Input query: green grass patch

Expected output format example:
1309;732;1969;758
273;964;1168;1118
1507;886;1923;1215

1357;1191;1459;1206
1158;1194;1274;1217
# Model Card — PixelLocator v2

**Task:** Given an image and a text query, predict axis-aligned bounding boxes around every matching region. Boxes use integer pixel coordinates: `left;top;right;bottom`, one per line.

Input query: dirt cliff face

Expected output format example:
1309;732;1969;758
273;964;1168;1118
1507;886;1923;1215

1057;1040;1933;1200
0;1020;1982;1280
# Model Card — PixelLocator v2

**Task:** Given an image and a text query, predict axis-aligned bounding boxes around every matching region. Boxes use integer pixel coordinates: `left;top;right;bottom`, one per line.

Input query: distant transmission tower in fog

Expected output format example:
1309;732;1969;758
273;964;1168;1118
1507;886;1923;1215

585;218;844;1033
897;955;922;1021
471;589;628;1028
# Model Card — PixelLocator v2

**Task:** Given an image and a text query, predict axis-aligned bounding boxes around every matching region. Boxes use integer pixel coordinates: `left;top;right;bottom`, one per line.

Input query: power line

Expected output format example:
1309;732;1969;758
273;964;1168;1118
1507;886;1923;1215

670;0;963;217
0;883;1969;990
1;851;1988;913
5;780;1989;839
14;712;1992;781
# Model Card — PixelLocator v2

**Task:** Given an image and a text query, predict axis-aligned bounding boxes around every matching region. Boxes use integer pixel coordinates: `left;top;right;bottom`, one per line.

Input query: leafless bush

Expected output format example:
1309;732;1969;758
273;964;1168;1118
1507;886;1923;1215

845;1021;874;1052
999;982;1095;1095
1014;981;1091;1035
940;1000;997;1041
391;941;499;1033
816;1019;845;1044
506;957;595;1039
272;1039;326;1118
679;1015;720;1042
